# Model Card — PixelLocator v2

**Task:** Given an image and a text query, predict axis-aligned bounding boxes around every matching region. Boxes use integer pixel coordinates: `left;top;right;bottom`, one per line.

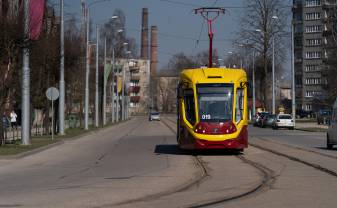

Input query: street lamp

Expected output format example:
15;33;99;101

121;43;129;121
111;28;123;124
291;20;296;125
84;0;114;130
271;15;279;115
125;50;131;120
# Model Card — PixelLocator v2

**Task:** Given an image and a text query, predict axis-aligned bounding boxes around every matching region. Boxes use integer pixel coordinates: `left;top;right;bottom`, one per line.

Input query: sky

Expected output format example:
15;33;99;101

52;0;246;70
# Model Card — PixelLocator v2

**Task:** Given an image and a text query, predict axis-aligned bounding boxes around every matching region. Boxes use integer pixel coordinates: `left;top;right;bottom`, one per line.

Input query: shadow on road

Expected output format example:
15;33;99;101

154;144;242;156
315;146;337;151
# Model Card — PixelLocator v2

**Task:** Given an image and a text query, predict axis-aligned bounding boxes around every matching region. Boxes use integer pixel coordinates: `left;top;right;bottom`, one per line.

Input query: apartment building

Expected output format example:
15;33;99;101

293;0;337;112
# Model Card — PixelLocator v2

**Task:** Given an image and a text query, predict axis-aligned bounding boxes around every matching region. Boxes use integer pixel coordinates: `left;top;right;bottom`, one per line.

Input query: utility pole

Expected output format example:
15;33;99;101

22;0;30;145
103;36;107;125
59;0;65;135
253;50;256;118
111;49;115;123
272;35;275;114
84;7;90;130
95;25;99;127
122;64;125;121
291;21;296;125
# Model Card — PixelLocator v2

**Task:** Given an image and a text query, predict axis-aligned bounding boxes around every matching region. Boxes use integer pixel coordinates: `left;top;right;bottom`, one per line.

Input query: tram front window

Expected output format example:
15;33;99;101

197;84;233;122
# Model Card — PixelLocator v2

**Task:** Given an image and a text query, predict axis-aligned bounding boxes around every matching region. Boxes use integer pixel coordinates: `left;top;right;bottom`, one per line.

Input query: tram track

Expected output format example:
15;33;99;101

250;138;337;178
162;116;337;207
161;116;274;208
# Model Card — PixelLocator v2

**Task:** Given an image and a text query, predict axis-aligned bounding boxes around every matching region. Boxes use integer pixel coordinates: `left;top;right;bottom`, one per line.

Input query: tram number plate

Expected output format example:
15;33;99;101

202;114;211;120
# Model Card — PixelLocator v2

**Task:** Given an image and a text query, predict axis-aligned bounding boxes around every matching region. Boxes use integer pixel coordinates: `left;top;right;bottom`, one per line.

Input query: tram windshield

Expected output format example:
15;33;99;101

197;84;233;122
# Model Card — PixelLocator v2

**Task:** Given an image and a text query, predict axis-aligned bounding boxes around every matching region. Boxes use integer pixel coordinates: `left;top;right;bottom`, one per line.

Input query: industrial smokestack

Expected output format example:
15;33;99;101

150;26;158;109
150;26;158;77
140;8;149;59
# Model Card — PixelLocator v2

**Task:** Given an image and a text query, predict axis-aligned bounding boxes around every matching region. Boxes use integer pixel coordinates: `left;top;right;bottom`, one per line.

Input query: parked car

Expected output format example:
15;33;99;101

264;114;276;128
254;112;269;127
149;112;160;121
317;109;331;125
327;99;337;149
272;114;294;130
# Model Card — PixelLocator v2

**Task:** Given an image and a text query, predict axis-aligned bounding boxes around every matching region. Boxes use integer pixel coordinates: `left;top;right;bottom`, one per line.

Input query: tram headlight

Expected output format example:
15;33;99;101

194;122;237;135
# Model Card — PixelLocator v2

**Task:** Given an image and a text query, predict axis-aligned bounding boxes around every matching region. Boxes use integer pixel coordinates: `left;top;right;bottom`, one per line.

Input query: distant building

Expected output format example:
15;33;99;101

292;0;337;112
113;59;150;115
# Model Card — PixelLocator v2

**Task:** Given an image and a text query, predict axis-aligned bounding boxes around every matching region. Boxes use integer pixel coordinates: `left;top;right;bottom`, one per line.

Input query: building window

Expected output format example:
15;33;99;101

305;0;320;7
305;65;320;72
305;25;322;33
305;51;321;59
306;39;321;46
305;104;312;111
305;78;321;84
306;90;322;97
305;12;321;20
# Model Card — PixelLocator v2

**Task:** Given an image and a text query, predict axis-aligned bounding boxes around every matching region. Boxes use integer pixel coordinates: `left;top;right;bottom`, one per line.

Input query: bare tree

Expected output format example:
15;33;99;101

237;0;289;110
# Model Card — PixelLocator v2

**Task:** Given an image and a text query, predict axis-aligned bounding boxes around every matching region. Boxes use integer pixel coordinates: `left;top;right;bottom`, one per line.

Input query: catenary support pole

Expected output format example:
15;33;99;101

122;64;125;121
111;49;115;123
253;50;256;119
59;0;65;135
291;21;296;126
272;36;275;114
103;36;107;125
22;0;30;145
84;7;90;130
95;25;99;127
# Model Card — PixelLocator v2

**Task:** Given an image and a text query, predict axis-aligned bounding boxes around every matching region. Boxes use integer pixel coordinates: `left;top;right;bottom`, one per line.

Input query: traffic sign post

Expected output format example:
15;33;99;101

46;87;60;140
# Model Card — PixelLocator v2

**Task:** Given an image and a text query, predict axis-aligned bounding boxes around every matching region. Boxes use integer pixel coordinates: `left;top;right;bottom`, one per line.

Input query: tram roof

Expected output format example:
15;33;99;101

179;67;247;84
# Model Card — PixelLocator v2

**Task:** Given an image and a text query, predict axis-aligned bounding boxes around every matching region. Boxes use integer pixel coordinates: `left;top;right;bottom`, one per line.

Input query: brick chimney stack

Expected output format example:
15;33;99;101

150;26;158;77
150;26;158;109
140;8;149;59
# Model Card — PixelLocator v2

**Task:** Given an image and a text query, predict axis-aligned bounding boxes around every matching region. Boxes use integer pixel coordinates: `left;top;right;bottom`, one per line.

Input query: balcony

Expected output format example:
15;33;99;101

114;65;123;73
295;58;303;64
129;66;140;73
130;75;140;82
130;96;140;103
129;86;140;93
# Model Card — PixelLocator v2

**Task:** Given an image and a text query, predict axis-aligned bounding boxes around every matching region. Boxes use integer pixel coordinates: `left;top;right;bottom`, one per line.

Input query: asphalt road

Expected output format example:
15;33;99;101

0;117;198;207
249;125;337;157
1;117;337;208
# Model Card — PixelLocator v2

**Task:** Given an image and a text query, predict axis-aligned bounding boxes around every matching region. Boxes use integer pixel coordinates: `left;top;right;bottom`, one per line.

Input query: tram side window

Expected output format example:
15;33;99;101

236;88;244;123
184;89;196;125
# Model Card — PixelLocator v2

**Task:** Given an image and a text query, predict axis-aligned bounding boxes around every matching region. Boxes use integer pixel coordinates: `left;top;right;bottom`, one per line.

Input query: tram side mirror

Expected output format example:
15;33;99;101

240;82;249;88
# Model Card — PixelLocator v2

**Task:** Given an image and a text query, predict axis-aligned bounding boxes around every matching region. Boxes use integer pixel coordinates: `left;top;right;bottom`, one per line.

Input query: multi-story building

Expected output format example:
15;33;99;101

293;0;337;113
113;59;150;116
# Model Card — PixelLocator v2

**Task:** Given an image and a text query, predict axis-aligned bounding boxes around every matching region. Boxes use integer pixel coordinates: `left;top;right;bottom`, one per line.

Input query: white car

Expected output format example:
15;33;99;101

272;114;294;130
149;112;160;121
327;98;337;149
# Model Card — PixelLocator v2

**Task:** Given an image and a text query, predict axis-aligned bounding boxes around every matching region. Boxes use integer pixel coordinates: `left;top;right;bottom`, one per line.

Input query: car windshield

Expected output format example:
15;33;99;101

151;113;159;116
197;84;233;122
321;111;331;116
279;115;292;119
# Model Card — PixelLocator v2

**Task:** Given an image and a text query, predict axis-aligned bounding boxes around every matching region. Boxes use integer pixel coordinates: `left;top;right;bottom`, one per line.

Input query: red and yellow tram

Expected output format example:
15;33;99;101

177;67;248;150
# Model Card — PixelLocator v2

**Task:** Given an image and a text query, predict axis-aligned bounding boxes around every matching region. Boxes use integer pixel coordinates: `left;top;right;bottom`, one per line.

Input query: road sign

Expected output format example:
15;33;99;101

46;87;59;101
46;87;59;140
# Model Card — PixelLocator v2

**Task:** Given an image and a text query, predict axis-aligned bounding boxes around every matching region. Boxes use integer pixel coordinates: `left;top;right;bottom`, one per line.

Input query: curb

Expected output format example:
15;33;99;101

295;127;327;133
0;119;133;160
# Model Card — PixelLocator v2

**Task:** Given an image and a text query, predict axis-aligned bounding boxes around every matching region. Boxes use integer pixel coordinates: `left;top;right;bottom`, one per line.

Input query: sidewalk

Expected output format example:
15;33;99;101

295;121;328;132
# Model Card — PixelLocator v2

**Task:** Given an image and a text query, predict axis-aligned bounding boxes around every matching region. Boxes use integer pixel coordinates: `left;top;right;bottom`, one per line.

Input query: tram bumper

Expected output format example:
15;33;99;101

181;126;248;150
194;138;245;149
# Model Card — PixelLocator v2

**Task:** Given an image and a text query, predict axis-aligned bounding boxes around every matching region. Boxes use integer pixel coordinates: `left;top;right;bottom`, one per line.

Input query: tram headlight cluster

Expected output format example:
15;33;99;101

194;122;237;135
